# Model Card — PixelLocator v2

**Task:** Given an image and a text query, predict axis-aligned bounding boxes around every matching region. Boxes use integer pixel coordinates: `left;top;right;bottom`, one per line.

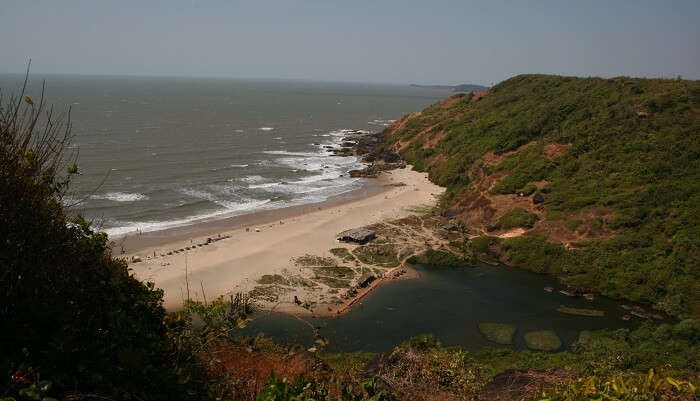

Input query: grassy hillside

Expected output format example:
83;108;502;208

379;74;700;318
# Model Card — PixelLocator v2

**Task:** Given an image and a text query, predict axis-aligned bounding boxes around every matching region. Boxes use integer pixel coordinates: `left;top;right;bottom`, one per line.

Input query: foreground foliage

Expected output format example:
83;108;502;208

528;370;697;401
1;80;184;400
255;375;393;401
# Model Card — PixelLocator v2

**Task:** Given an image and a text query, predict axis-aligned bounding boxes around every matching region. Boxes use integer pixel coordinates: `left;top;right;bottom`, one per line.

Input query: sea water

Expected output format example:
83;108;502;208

0;74;447;237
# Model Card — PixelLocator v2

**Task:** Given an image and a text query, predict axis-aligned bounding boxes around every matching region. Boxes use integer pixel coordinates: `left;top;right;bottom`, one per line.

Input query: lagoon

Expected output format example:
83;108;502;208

240;264;639;352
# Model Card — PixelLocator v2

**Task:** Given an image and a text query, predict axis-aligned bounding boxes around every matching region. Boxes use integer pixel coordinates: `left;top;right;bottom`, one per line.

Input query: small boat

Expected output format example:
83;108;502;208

544;287;554;293
583;293;595;301
622;314;632;321
559;289;577;297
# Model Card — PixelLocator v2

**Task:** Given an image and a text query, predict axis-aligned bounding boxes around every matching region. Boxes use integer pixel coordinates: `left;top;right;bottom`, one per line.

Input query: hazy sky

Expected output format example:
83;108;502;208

1;0;699;85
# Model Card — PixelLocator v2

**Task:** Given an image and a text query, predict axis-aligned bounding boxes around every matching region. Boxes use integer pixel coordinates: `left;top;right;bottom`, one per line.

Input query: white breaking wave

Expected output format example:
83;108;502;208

249;182;281;189
103;127;370;238
180;187;272;211
91;192;149;202
241;175;266;183
263;150;319;157
104;198;274;238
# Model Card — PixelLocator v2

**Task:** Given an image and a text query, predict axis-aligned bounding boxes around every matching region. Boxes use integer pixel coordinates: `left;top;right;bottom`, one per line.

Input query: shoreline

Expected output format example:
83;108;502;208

126;166;445;311
328;264;420;317
115;178;386;255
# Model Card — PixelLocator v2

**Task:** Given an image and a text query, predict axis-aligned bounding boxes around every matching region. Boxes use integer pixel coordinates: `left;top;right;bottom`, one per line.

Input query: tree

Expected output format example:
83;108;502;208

1;72;180;400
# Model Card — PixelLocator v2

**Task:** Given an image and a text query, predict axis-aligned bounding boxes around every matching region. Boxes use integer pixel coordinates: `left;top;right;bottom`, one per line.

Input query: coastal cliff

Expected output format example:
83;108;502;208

377;74;700;319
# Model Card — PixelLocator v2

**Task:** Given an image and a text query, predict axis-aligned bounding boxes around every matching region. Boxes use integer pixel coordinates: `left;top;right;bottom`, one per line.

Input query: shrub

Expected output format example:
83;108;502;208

407;334;441;351
492;208;539;230
533;191;545;204
407;249;473;267
521;183;537;196
527;370;697;400
0;79;182;400
256;374;394;401
469;235;500;255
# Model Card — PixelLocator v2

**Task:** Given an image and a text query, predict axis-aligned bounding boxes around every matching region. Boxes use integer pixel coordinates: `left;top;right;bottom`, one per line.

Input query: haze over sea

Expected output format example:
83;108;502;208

0;74;446;237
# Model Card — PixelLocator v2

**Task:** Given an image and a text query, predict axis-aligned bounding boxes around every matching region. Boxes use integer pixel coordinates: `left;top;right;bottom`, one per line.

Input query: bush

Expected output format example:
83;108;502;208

407;334;441;351
256;374;394;401
527;370;697;400
469;235;499;255
407;249;473;267
533;191;544;204
0;80;182;400
521;183;537;196
492;209;539;230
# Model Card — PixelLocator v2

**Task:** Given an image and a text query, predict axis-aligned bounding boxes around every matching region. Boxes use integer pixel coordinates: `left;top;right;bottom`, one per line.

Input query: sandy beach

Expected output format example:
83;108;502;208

125;166;444;311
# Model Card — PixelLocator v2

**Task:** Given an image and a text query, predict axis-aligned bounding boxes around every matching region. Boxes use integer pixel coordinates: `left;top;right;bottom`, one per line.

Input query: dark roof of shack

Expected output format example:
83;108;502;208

337;228;375;239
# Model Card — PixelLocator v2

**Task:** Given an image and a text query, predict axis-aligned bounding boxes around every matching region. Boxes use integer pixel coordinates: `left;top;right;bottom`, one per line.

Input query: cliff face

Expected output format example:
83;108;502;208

379;74;700;318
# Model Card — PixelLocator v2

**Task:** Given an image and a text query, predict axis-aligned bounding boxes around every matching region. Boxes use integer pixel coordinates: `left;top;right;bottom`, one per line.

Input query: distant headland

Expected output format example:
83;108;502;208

410;83;489;92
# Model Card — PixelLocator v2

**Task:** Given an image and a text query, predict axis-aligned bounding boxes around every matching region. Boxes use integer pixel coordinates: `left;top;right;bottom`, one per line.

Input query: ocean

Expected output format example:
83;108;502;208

0;74;447;237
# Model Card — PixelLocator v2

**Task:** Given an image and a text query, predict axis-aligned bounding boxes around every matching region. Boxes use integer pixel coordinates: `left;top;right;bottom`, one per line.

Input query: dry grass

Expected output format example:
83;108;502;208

478;369;575;401
294;254;336;267
199;345;323;401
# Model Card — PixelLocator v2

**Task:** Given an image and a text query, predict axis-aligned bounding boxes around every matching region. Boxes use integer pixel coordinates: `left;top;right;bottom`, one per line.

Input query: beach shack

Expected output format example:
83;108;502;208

336;228;376;244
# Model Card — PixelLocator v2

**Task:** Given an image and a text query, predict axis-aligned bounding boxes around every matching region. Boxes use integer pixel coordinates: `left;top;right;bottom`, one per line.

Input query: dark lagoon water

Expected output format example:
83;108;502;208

0;74;446;237
240;264;638;352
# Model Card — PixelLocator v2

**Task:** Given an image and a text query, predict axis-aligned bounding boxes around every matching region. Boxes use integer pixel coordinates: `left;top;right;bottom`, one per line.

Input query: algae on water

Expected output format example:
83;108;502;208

556;305;605;317
478;322;516;345
524;330;562;351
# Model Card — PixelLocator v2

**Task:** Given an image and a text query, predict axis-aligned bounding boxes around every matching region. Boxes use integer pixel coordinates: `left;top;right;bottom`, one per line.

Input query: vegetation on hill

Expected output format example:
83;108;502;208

379;74;700;319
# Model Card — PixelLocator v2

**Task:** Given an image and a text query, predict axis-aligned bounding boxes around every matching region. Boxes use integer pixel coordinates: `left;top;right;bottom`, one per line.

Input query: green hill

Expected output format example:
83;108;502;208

379;74;700;318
